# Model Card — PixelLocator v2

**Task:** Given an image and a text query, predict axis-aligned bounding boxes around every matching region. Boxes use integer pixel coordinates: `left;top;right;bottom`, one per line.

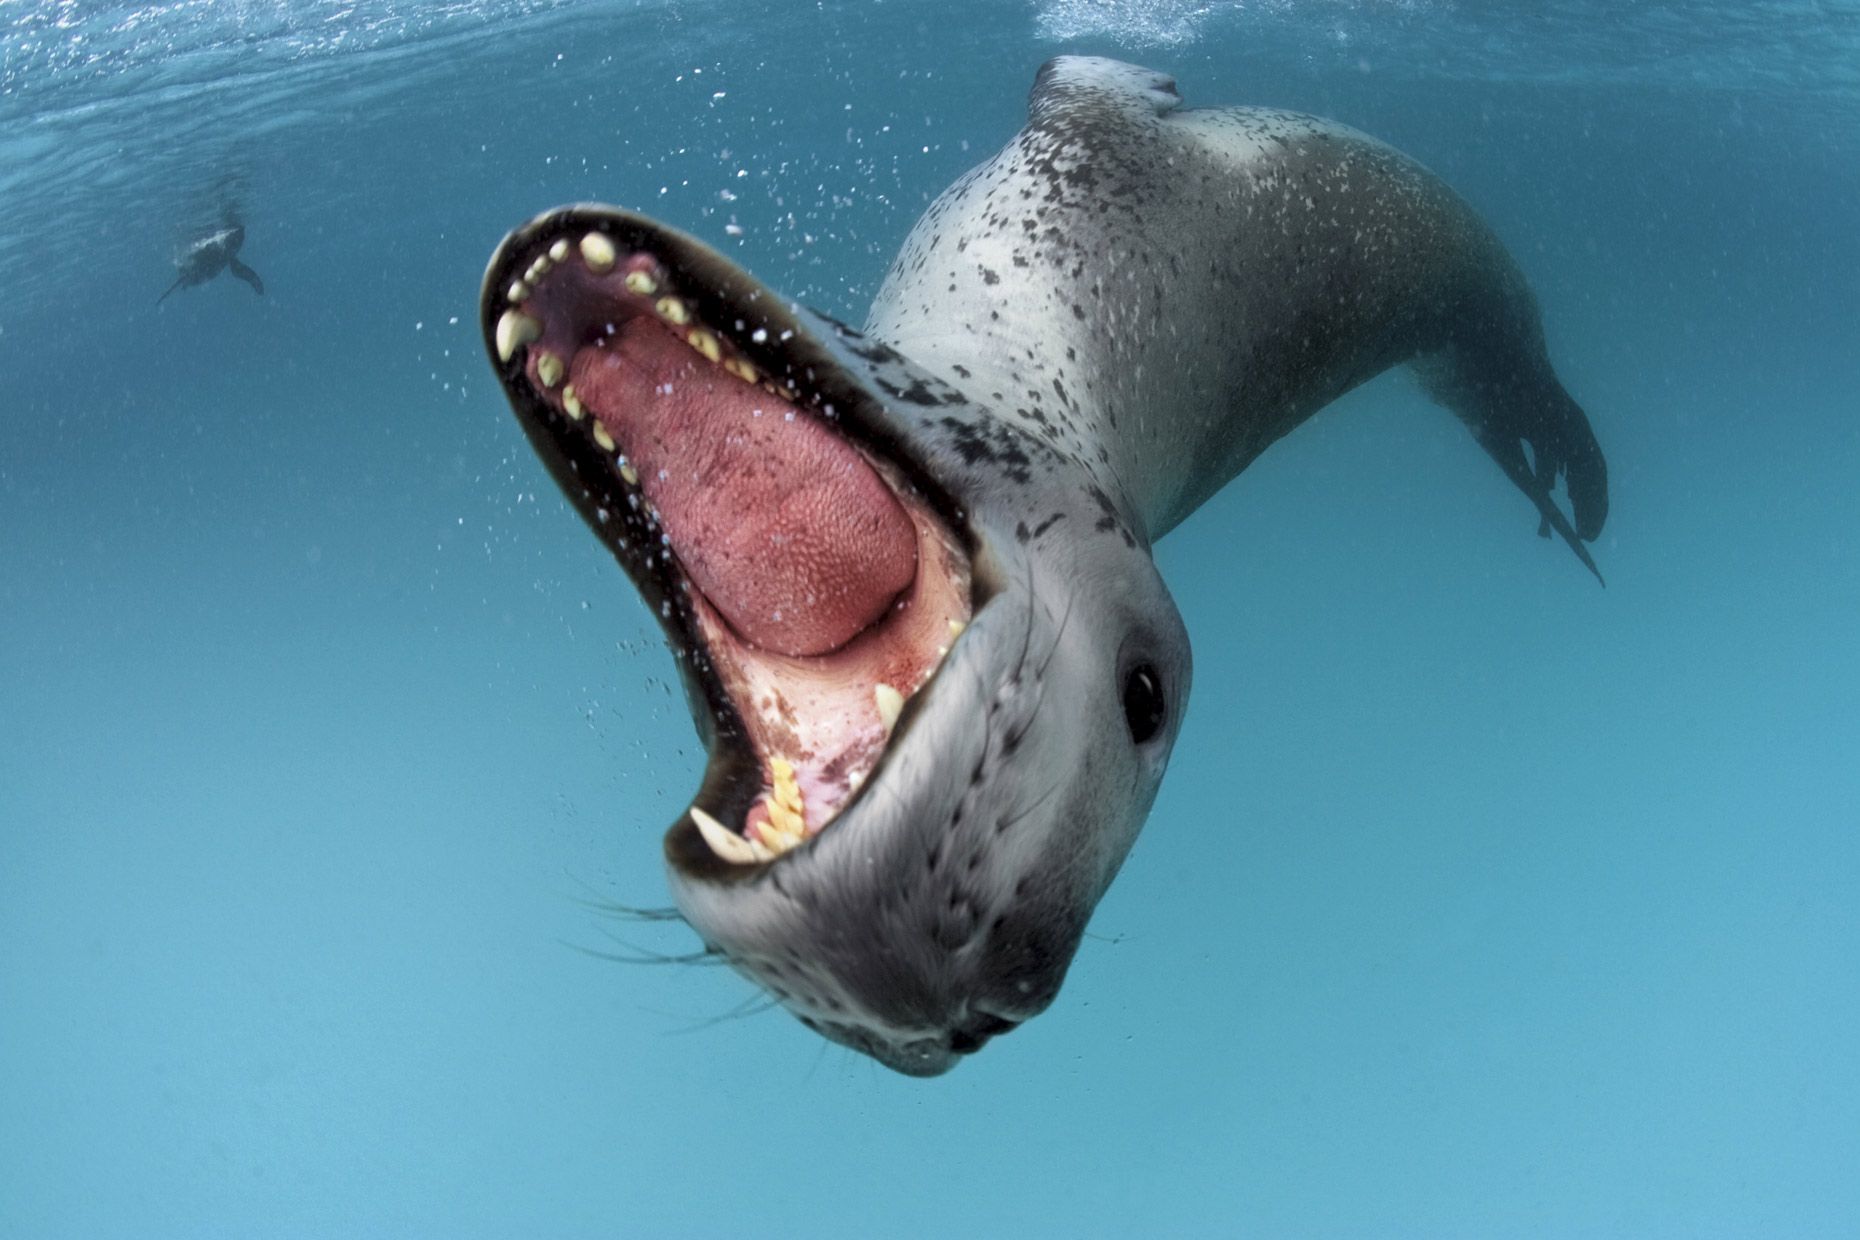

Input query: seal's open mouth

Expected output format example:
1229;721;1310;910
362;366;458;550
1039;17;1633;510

483;211;972;874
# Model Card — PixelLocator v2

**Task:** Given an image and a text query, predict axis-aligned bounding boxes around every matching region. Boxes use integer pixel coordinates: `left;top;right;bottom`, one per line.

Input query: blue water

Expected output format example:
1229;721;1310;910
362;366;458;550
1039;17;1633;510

3;1;1857;1235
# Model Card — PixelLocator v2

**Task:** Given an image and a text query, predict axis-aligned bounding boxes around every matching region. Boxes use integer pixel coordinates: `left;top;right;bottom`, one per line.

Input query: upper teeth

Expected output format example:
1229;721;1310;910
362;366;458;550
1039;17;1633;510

497;234;974;876
495;309;541;362
580;231;617;273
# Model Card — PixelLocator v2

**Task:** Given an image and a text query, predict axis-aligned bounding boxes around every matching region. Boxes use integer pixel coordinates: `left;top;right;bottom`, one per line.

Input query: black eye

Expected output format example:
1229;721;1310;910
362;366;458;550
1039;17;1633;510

1122;663;1166;744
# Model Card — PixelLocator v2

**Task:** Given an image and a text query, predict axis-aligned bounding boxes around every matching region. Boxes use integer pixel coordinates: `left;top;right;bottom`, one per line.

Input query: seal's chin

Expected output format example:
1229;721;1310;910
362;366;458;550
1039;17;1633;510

481;208;973;875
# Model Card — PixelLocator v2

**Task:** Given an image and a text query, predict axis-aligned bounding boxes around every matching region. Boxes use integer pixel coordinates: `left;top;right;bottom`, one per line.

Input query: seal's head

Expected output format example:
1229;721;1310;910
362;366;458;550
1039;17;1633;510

483;208;1188;1075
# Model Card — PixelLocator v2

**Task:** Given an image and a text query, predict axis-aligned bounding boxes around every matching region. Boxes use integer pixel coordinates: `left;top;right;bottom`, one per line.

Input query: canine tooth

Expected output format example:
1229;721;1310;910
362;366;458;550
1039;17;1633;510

725;358;758;383
548;238;570;262
655;296;690;326
947;619;967;638
562;385;584;420
507;279;529;303
874;682;904;733
619;461;639;486
535;350;564;389
591;422;615;452
580;231;617;273
623;270;658;295
691;807;767;865
495;309;542;362
687;328;721;362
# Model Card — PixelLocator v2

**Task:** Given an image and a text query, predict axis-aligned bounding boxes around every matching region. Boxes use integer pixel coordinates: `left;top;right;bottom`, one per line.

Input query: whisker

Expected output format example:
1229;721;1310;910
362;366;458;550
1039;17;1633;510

560;921;723;967
1035;588;1076;683
560;870;687;923
1001;778;1062;828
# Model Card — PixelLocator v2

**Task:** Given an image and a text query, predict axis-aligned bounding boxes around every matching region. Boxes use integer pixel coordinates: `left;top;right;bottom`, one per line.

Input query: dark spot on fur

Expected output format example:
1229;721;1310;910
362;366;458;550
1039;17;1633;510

877;375;954;406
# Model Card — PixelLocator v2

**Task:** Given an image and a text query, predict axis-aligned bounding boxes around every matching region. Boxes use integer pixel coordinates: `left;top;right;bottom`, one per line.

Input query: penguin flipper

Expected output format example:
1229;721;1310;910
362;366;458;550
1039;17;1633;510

228;258;265;296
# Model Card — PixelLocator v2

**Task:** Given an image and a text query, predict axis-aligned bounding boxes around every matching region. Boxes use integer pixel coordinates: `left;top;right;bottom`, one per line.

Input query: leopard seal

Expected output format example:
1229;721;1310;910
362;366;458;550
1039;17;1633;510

478;55;1607;1076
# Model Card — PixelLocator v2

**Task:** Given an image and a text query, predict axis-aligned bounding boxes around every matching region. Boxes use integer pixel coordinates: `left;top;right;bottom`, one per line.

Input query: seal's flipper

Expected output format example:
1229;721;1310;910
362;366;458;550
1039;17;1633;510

1417;349;1609;584
228;258;265;296
1473;425;1605;586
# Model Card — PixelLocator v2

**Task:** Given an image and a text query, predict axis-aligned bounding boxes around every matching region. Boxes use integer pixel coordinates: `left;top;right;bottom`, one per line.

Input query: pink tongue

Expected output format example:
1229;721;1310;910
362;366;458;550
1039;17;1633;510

570;318;917;658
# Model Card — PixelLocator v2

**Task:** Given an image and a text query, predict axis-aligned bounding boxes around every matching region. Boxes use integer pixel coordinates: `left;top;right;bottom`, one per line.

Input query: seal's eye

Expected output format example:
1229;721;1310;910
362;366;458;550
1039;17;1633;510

1122;663;1166;744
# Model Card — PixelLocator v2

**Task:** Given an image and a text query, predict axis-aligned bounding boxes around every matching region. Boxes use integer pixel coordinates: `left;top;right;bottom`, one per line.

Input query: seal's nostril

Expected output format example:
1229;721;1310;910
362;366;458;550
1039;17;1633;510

948;1012;1021;1054
947;1029;989;1054
970;1013;1020;1037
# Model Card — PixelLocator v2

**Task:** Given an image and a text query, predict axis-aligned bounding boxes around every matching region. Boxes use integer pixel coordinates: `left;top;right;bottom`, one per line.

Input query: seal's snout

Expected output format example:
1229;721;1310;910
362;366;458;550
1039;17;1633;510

807;1010;1023;1077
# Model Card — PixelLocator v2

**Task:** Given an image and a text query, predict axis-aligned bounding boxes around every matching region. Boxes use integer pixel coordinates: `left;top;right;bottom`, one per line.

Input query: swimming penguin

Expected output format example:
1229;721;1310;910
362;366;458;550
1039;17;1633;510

158;209;265;304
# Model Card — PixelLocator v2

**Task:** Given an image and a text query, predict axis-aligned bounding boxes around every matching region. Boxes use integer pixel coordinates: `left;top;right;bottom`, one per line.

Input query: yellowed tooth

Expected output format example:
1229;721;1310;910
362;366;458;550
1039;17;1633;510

767;757;806;830
548;238;570;262
765;802;802;840
655;296;690;326
507;279;530;303
535;350;564;389
757;790;805;847
580;231;617;273
874;682;904;733
691;807;769;865
687;328;722;363
562;385;584;420
623;270;658;296
619;460;639;486
526;256;551;284
591;422;615;452
770;756;797;791
495;309;542;363
725;357;758;383
947;618;967;638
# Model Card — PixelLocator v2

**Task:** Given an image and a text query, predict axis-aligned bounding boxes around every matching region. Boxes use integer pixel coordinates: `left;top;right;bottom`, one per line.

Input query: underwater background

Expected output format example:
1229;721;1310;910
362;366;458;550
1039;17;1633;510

3;1;1857;1235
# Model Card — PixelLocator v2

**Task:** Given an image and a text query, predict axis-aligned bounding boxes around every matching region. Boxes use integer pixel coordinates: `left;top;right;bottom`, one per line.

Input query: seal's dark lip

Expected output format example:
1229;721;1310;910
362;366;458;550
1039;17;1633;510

479;205;984;884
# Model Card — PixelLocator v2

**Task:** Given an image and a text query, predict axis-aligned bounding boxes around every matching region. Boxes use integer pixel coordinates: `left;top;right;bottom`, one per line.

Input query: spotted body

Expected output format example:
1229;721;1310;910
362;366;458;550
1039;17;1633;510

479;57;1608;1077
869;57;1606;555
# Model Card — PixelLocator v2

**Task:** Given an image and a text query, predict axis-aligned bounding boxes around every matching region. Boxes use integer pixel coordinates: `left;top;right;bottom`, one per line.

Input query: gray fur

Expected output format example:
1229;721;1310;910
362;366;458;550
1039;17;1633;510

484;57;1608;1076
678;56;1607;1074
868;57;1606;559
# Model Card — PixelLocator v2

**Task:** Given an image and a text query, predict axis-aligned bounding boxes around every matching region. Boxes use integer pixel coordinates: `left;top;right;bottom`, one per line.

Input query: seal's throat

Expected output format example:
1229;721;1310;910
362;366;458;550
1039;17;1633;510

486;217;972;868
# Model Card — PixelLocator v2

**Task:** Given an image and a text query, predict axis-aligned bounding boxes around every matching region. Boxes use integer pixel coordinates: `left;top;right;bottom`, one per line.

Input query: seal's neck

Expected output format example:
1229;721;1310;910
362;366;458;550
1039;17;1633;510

869;287;1281;549
863;103;1289;545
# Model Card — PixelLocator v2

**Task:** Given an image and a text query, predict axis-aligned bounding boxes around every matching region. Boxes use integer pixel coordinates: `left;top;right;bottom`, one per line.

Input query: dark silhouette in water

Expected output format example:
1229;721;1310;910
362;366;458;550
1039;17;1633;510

158;207;265;304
